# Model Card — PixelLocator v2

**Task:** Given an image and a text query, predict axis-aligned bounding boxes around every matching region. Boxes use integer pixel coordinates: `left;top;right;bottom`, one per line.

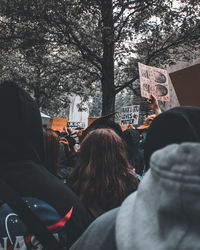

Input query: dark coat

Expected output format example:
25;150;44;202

0;81;94;248
122;129;144;176
144;106;200;170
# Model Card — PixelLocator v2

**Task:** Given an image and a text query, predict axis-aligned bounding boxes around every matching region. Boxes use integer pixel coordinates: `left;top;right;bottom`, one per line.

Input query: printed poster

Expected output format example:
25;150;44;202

138;63;170;102
121;105;140;125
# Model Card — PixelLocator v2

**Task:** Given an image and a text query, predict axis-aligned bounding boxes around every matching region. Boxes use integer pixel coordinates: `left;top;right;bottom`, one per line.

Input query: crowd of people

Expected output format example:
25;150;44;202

0;80;200;250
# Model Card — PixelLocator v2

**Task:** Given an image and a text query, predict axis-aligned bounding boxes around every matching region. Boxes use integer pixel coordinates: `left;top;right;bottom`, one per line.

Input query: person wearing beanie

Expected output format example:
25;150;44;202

144;106;200;170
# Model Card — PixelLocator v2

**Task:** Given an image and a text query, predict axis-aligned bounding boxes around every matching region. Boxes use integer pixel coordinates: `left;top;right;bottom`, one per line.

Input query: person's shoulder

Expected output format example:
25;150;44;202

70;207;119;250
0;197;70;249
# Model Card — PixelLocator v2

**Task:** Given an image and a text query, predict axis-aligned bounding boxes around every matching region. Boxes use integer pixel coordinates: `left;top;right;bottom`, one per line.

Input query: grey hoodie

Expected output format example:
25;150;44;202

70;142;200;250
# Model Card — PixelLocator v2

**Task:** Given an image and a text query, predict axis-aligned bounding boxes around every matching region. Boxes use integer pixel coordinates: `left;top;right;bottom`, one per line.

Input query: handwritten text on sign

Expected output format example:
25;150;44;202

121;105;140;125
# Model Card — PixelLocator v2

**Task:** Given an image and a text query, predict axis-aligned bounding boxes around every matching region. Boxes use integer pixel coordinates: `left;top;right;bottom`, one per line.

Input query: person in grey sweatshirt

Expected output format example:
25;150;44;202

69;142;200;250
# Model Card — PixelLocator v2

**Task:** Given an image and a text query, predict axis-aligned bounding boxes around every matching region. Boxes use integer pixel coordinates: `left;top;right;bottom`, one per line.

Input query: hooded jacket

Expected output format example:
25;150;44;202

122;128;144;176
70;142;200;250
0;82;93;249
144;106;200;169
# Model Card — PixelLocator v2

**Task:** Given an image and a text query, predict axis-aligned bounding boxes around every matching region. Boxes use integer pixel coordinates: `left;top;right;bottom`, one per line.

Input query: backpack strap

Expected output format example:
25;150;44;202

0;178;63;250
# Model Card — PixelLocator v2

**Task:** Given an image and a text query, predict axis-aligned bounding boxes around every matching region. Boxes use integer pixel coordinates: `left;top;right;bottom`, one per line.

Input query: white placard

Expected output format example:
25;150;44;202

138;62;170;102
120;105;140;125
67;121;85;129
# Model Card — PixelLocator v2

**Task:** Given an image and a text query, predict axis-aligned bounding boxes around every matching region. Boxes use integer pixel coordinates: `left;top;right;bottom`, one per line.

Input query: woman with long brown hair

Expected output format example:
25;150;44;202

68;128;138;217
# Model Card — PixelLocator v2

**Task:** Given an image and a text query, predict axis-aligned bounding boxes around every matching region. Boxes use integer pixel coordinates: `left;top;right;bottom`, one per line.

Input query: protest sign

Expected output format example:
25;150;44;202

47;117;68;132
138;63;170;102
120;105;140;125
67;121;85;129
169;63;200;106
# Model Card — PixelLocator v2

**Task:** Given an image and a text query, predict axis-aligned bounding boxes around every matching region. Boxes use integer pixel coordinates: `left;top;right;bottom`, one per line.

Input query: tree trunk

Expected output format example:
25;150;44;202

102;78;115;116
101;0;115;116
33;84;41;108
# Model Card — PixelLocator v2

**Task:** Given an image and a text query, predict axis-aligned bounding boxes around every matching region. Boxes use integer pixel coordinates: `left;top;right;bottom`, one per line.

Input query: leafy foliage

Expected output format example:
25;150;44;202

0;0;199;115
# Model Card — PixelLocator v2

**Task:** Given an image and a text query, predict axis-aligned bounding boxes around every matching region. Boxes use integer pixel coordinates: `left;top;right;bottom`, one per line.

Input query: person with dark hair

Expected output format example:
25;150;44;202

68;128;138;217
87;119;123;137
137;94;161;152
0;81;93;249
122;128;144;176
70;142;200;250
54;130;61;137
144;106;200;170
68;106;200;250
58;132;78;183
43;128;60;176
85;115;123;139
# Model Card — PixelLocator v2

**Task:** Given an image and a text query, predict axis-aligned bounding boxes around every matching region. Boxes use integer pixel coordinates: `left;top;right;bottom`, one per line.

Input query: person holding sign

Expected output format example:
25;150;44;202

137;95;161;144
147;94;162;116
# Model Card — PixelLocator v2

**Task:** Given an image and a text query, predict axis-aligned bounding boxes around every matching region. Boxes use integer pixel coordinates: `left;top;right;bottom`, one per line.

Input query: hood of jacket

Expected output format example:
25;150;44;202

0;82;94;248
144;106;200;169
122;128;144;175
116;142;200;250
0;81;44;165
122;128;140;149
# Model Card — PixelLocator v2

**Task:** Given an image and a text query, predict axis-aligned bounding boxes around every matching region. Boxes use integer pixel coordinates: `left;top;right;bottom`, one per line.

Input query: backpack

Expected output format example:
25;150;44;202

0;179;72;249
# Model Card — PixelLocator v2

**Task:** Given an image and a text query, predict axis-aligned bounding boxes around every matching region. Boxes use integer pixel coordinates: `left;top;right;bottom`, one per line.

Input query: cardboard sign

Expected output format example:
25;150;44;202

138;63;170;102
169;63;200;106
120;105;140;125
67;121;85;129
47;117;68;132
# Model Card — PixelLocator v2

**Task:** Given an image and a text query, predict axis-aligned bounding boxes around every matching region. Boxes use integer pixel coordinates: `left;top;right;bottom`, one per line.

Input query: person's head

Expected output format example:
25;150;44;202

86;119;123;139
54;130;61;137
0;80;44;163
43;128;60;176
144;106;200;170
122;128;140;149
69;128;138;210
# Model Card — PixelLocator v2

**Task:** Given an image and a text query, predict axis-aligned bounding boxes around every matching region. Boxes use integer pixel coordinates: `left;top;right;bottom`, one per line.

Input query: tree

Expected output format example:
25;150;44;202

89;92;102;117
0;9;97;115
0;0;199;115
0;46;72;115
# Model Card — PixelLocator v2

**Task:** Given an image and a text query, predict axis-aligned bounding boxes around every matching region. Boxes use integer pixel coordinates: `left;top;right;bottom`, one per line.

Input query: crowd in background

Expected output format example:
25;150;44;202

0;80;200;250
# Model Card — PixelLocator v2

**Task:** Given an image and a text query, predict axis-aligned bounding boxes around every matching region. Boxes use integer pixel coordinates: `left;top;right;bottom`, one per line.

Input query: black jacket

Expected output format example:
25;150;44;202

0;81;93;248
144;106;200;169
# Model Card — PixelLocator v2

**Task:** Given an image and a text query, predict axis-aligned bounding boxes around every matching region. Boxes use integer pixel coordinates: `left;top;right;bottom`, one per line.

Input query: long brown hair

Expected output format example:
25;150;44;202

43;128;60;176
69;128;138;211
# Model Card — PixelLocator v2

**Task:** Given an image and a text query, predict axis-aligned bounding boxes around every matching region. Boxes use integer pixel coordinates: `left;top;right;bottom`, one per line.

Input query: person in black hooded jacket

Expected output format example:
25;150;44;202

122;128;144;176
144;106;200;170
0;81;93;249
